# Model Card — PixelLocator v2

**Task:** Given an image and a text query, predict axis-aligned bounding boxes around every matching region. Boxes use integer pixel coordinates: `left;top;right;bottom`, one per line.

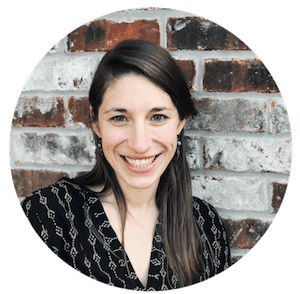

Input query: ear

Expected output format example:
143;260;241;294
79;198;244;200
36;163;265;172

177;118;186;135
90;106;102;138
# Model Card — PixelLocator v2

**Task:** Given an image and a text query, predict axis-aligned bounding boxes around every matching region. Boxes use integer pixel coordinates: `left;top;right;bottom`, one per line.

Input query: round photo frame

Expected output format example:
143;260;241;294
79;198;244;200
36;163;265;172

4;2;296;294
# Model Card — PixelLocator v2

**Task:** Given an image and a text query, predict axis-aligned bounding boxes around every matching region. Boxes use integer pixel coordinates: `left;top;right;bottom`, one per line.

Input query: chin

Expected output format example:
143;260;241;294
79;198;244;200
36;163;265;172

119;175;160;191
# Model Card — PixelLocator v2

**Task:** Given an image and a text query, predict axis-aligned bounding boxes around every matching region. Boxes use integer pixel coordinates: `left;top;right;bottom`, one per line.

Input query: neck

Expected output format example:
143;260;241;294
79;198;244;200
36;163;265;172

117;178;159;213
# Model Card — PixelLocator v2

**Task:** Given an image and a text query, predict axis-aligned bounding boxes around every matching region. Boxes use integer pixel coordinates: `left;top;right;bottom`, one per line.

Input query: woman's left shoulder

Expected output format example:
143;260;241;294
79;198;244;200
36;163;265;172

192;196;225;229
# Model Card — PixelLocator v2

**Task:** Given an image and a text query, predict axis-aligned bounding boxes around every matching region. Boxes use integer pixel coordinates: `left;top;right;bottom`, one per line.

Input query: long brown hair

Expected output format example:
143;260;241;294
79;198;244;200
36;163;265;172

78;39;205;287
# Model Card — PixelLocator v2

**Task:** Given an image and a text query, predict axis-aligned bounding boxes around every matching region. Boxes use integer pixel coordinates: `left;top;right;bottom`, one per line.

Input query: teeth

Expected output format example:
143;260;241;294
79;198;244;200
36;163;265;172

125;156;156;168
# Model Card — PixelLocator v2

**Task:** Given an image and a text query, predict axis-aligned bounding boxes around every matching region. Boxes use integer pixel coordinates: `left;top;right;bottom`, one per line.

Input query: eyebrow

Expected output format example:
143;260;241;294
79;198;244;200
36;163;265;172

104;106;173;114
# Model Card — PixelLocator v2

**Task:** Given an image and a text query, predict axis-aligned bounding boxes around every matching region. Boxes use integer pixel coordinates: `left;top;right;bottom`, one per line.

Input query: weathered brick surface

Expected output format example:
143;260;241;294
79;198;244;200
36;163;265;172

22;57;97;91
272;182;287;213
223;218;271;249
203;137;292;173
184;134;201;170
174;59;196;90
203;59;279;93
192;176;268;211
12;96;65;127
11;132;95;165
67;19;160;52
49;44;59;53
270;99;291;134
231;255;243;264
185;98;266;133
10;8;292;258
167;17;249;51
68;96;91;128
12;169;69;198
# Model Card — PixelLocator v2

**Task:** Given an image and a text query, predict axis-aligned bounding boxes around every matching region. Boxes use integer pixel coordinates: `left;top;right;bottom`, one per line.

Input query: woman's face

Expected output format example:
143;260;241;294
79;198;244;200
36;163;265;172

92;74;186;193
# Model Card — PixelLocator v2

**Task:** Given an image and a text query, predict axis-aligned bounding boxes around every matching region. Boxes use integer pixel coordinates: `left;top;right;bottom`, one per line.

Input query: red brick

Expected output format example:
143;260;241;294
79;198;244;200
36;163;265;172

203;59;279;93
11;169;69;198
68;96;91;127
272;182;287;213
67;19;160;52
222;218;271;249
174;59;196;90
167;17;250;51
12;96;65;127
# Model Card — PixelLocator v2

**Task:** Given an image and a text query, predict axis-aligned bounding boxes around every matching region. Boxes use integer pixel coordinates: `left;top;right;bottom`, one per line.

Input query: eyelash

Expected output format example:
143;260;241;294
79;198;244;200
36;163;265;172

111;115;127;122
110;114;168;123
151;114;167;122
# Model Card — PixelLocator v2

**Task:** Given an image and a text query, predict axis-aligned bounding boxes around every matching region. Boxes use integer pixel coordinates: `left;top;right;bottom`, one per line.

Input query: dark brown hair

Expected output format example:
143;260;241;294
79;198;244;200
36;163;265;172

78;39;207;287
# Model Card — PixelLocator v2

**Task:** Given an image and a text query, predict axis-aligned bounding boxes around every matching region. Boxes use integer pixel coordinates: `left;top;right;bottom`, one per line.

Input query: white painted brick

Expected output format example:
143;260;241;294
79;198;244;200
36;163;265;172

184;134;201;169
203;137;292;173
10;131;96;166
270;98;291;134
192;175;268;211
22;56;98;91
14;96;60;118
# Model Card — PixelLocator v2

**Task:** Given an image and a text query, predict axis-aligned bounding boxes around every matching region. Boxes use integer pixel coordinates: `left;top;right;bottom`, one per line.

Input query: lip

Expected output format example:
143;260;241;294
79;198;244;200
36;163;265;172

121;154;160;174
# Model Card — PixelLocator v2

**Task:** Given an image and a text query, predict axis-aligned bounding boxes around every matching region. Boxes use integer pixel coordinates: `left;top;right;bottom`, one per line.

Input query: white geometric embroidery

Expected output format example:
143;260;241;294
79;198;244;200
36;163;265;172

84;256;91;268
55;226;63;237
88;234;96;246
151;258;161;266
70;247;78;258
47;210;55;219
64;192;72;203
64;242;71;252
109;260;117;271
171;274;178;285
25;200;32;211
154;234;163;242
85;218;93;228
69;227;78;239
22;178;231;291
39;195;47;205
160;267;167;278
65;211;74;221
41;227;48;241
93;252;101;263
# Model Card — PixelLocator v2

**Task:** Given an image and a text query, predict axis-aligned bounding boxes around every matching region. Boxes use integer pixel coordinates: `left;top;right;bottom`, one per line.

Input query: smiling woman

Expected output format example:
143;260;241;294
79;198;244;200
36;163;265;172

93;75;185;192
21;39;231;290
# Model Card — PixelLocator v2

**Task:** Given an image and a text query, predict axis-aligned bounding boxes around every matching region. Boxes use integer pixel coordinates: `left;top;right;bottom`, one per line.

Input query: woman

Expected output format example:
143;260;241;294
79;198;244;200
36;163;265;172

22;39;231;290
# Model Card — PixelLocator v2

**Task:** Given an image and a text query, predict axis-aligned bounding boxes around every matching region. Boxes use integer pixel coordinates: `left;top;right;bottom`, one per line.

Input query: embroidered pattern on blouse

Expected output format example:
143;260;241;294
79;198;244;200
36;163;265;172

22;178;231;290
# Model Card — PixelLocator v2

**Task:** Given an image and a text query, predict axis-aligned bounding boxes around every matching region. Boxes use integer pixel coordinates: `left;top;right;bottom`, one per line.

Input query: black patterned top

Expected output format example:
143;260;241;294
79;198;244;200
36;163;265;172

21;177;231;290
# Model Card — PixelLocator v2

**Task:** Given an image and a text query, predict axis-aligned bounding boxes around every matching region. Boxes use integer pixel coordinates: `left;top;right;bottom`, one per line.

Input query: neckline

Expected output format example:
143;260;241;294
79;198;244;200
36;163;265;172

70;177;159;289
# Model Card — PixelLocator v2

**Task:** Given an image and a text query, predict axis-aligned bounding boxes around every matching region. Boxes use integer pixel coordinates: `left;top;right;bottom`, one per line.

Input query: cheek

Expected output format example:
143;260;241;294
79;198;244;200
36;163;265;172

153;129;177;151
102;131;126;151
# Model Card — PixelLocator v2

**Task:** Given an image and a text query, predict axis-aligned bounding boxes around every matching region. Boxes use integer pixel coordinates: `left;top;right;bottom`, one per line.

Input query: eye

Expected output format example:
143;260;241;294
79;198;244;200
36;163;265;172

111;115;127;123
151;114;167;122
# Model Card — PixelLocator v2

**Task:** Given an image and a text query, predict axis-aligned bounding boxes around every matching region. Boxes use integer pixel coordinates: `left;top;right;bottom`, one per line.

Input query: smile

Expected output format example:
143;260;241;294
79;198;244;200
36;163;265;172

122;155;159;168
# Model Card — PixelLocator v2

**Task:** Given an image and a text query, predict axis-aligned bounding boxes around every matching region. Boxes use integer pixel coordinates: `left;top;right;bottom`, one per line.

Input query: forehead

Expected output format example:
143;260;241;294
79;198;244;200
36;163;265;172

100;75;176;111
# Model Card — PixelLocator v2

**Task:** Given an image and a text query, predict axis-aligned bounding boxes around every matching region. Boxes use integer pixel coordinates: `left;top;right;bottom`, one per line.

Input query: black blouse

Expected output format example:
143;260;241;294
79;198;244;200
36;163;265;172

21;177;231;290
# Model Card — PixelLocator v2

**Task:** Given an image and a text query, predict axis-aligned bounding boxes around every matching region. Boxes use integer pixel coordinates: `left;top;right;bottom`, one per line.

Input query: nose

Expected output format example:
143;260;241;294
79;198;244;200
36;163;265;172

127;122;152;154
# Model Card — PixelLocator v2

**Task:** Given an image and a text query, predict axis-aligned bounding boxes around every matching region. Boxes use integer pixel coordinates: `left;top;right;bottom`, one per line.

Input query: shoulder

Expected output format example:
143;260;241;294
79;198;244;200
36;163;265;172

192;196;220;220
192;196;226;235
22;177;89;215
192;197;232;273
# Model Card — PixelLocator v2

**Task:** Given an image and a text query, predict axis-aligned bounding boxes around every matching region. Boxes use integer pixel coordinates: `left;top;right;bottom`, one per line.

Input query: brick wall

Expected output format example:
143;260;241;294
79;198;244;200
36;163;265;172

10;8;292;264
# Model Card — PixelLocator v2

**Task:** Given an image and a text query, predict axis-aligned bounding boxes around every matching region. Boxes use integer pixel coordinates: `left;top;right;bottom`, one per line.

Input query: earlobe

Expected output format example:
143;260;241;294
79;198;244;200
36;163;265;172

177;119;186;135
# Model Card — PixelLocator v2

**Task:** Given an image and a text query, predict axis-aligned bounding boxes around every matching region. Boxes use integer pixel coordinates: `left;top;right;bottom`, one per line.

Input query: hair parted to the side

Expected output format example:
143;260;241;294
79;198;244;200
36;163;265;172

78;39;210;287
